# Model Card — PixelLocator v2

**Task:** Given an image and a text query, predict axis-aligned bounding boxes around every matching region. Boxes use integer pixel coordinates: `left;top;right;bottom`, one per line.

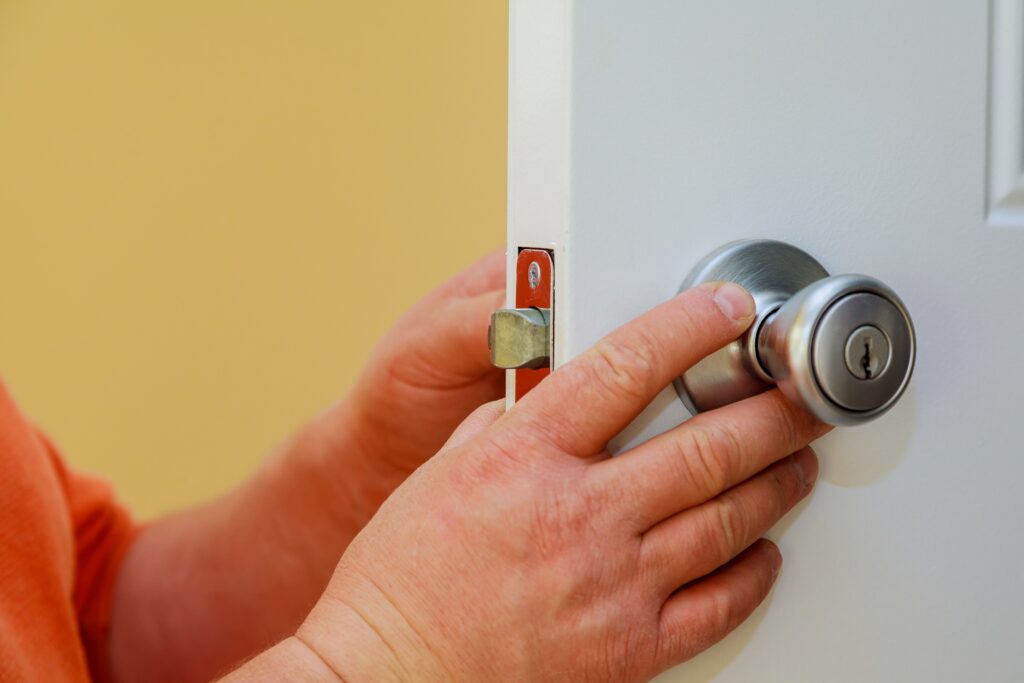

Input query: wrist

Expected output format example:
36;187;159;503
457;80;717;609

281;396;400;529
230;397;395;577
297;569;451;683
218;636;344;682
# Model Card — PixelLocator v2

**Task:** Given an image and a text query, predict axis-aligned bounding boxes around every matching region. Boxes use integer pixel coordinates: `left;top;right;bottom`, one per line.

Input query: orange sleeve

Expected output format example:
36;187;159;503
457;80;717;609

34;430;141;683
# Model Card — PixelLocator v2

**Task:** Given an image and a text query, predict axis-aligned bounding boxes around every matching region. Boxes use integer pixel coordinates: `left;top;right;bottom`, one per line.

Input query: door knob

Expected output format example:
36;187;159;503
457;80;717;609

673;240;915;426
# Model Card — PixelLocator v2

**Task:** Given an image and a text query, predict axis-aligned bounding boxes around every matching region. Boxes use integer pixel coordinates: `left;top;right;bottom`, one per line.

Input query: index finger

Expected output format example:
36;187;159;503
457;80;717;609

499;282;756;457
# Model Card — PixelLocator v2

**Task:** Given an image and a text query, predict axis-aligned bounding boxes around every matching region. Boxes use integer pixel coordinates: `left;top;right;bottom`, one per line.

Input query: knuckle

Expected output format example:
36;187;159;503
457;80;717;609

765;394;798;448
706;587;742;636
499;403;580;459
709;496;747;564
587;336;657;402
716;499;746;554
676;426;736;497
475;431;526;467
528;498;565;559
528;482;600;560
767;390;812;449
477;418;566;472
446;437;522;495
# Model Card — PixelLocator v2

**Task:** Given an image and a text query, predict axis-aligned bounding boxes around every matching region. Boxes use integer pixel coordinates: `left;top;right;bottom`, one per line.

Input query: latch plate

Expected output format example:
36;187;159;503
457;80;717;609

513;249;553;399
487;248;554;401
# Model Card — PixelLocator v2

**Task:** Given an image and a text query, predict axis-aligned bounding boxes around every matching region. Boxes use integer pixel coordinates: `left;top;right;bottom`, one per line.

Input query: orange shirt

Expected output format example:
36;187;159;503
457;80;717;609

0;380;136;682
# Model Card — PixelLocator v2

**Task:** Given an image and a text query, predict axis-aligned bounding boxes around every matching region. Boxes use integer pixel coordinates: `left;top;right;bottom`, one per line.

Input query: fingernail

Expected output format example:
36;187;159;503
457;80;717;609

762;541;783;577
792;448;819;492
713;282;755;321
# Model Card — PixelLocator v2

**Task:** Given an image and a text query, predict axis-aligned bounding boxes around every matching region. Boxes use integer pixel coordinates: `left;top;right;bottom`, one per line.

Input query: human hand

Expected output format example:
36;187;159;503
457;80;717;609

296;282;830;683
132;252;504;683
326;250;505;490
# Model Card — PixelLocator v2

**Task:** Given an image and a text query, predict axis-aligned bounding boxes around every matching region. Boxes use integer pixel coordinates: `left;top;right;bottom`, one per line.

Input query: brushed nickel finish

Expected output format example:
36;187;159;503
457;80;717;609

674;240;916;426
672;240;828;414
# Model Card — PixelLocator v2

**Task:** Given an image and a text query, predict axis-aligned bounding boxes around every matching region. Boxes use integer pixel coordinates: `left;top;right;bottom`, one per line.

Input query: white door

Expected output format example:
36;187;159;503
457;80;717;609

507;2;1024;681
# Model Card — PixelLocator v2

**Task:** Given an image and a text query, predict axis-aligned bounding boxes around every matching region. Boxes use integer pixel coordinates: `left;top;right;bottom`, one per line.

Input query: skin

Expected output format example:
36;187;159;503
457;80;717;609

111;252;829;682
108;252;506;682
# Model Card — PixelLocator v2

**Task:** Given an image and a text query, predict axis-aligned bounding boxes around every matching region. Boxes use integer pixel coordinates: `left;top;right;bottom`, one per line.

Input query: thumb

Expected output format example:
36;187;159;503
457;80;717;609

441;400;506;451
406;288;506;384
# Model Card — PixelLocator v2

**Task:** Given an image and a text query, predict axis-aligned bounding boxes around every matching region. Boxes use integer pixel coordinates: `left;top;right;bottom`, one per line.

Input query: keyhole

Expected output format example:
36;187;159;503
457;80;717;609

861;338;873;380
844;325;891;381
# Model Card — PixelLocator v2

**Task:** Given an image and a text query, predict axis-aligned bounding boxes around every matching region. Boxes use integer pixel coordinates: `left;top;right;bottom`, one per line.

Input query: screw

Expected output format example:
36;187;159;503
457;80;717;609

527;261;541;289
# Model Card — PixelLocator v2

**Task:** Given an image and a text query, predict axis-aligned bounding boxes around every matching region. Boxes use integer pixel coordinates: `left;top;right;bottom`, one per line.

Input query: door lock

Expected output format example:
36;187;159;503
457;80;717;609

489;248;555;400
489;307;551;369
674;240;915;426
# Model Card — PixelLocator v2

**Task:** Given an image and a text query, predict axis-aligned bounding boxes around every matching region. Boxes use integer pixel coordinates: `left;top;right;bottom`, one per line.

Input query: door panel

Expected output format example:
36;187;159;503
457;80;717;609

508;2;1024;680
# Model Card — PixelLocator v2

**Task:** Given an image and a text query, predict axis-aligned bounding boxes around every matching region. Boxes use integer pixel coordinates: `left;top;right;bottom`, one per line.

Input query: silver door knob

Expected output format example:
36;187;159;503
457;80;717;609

673;240;915;426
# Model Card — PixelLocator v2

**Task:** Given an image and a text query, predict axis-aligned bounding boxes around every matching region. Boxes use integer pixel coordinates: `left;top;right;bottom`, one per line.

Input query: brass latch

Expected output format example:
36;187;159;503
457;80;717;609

488;307;551;370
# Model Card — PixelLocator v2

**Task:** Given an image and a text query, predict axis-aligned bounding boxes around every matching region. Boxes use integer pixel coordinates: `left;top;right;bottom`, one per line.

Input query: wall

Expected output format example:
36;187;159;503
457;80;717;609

0;1;507;516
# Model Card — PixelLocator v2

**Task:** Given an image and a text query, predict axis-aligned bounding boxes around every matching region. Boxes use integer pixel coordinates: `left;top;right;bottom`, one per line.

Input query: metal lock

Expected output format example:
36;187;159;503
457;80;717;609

490;248;556;400
674;240;915;426
488;307;551;369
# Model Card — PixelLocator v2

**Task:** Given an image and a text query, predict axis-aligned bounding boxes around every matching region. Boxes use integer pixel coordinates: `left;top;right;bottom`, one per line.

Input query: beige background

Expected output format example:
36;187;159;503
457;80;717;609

0;1;507;516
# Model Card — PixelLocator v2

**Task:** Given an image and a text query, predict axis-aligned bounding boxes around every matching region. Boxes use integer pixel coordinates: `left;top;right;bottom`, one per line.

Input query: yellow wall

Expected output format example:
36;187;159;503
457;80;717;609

0;2;507;517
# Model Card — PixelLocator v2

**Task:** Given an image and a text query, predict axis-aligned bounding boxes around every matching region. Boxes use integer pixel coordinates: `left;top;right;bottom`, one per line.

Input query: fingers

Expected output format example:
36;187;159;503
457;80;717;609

655;539;781;670
591;389;828;530
431;248;505;301
641;447;816;596
391;288;505;388
499;283;756;457
433;288;507;381
441;400;506;451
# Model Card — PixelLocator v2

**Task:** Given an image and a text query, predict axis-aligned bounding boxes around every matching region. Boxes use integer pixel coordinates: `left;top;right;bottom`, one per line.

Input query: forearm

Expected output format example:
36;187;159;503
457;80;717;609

108;399;399;683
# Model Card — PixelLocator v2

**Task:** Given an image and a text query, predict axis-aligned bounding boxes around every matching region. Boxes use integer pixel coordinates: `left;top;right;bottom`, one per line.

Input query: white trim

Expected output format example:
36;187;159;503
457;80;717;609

988;0;1024;226
506;0;574;405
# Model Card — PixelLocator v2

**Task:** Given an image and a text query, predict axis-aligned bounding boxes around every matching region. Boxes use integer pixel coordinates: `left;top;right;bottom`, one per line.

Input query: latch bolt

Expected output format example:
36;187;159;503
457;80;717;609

488;307;551;369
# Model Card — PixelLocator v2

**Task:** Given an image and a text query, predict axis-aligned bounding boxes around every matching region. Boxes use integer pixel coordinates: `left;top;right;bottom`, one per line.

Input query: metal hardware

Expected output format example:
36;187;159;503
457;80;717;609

489;307;551;369
490;248;555;400
671;240;829;415
527;261;542;289
844;325;891;380
674;240;916;426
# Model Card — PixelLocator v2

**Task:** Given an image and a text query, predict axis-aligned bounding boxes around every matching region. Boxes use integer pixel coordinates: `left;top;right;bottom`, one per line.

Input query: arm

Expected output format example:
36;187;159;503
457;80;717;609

107;252;505;683
223;282;829;682
107;402;376;683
